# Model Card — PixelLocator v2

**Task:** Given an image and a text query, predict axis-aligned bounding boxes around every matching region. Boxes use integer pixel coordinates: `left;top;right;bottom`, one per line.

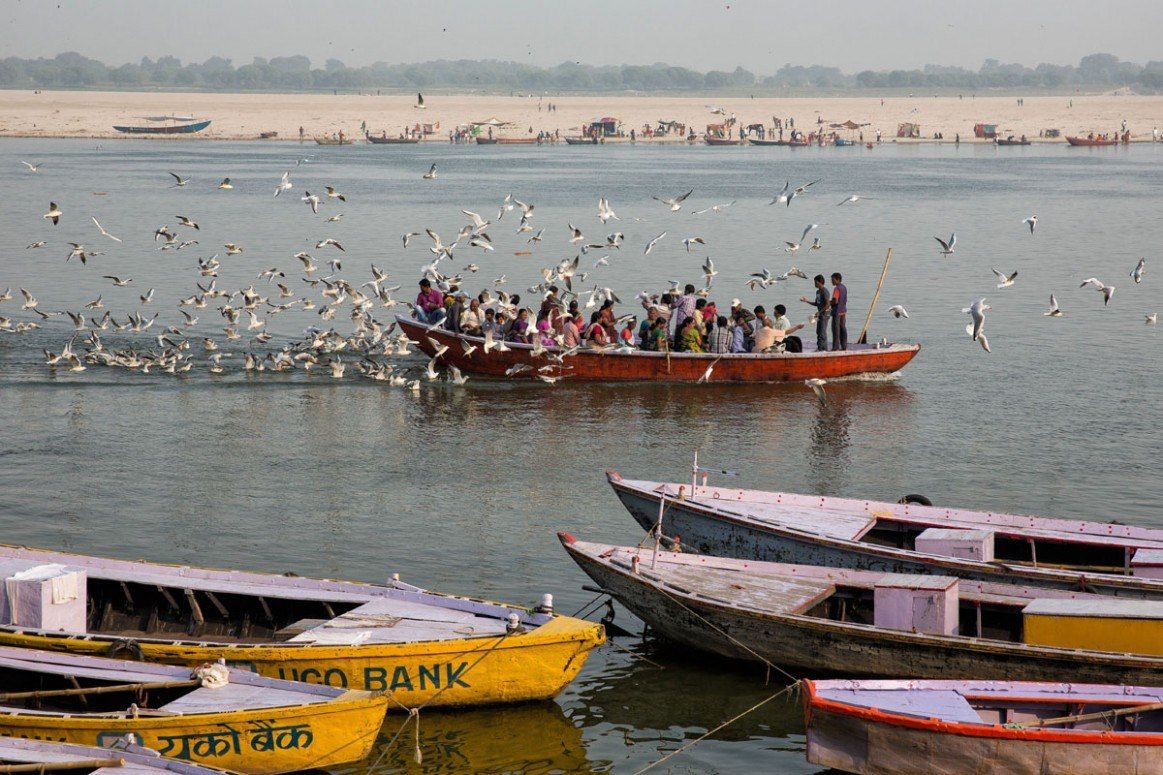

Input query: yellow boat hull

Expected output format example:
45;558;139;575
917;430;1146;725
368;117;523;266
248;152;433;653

0;617;604;709
0;690;387;775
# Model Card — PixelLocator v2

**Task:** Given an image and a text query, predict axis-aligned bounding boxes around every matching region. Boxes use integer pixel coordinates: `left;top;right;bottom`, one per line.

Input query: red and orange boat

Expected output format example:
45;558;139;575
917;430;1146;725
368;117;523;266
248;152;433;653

1065;135;1120;146
396;315;919;383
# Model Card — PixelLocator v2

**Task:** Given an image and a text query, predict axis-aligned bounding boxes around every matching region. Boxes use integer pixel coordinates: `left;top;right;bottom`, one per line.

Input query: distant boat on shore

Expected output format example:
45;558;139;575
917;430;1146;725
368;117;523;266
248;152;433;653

1065;135;1119;146
365;132;419;144
749;138;809;147
112;119;211;135
314;135;353;145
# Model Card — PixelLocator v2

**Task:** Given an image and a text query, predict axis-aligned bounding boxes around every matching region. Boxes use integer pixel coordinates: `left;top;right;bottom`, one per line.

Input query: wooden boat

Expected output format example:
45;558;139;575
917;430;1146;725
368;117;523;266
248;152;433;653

805;678;1163;774
0;646;385;774
365;133;419;144
559;534;1163;684
475;137;498;145
396;315;919;383
1065;136;1119;146
313;136;353;146
834;138;857;146
748;138;809;147
496;137;538;145
0;545;602;710
995;137;1031;146
564;136;598;145
258;131;278;140
704;137;745;146
113;120;210;135
0;736;238;775
607;470;1163;599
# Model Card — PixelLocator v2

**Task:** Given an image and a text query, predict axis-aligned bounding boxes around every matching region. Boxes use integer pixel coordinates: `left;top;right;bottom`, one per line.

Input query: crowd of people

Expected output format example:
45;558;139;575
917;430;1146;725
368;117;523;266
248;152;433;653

414;272;853;354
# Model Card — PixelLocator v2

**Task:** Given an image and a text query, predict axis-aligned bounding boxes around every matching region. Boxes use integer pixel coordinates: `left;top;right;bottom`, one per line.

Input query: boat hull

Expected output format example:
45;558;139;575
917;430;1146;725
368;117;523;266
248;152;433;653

995;140;1031;146
113;120;211;135
0;689;385;774
748;138;808;146
397;316;919;383
562;540;1163;684
366;134;419;144
1065;136;1119;146
314;138;353;145
564;136;598;145
608;474;1163;599
804;683;1163;775
0;615;601;710
705;138;745;146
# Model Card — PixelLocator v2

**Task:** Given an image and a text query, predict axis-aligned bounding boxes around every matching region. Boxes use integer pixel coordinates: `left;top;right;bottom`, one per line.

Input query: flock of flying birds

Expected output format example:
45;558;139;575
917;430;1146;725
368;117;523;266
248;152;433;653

2;154;1154;402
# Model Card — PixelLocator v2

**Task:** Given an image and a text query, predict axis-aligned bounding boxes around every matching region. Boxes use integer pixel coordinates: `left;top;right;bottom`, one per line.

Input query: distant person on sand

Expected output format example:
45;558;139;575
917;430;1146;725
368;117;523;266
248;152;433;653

830;273;848;351
298;126;304;142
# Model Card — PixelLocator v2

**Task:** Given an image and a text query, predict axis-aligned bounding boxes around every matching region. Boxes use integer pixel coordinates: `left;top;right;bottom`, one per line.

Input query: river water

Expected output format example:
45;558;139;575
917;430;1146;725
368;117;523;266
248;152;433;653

1;137;1161;773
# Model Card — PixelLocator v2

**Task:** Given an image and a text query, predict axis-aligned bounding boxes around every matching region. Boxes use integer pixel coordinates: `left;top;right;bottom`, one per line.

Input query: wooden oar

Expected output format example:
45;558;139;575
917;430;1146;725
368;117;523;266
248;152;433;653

1009;699;1163;729
857;247;893;345
0;679;200;702
0;760;124;773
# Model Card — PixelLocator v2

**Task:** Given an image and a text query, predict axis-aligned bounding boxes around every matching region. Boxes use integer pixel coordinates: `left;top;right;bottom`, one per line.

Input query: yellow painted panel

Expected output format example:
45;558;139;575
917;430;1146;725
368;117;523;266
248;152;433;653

1024;614;1163;656
0;690;387;774
0;616;604;710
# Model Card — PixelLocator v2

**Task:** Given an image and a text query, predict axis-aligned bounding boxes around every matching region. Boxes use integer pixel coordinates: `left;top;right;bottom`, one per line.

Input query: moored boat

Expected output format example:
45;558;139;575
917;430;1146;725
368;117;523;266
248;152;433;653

365;133;419;144
474;137;499;145
113;120;211;135
495;137;538;145
1065;135;1119;146
995;137;1031;146
313;136;353;145
748;138;809;147
705;137;745;146
0;647;385;774
607;470;1163;598
396;315;919;383
804;678;1163;774
0;545;603;709
0;736;238;775
564;136;599;145
559;534;1163;683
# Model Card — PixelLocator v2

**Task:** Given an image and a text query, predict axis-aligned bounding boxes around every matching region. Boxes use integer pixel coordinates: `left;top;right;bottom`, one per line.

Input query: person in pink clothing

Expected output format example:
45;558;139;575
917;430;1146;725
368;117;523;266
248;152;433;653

562;315;581;348
536;318;556;347
415;278;445;325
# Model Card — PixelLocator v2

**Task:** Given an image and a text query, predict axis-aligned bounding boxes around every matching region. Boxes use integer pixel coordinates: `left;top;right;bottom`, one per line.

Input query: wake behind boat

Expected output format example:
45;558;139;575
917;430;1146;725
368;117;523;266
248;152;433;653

0;545;602;709
607;470;1163;598
396;315;918;383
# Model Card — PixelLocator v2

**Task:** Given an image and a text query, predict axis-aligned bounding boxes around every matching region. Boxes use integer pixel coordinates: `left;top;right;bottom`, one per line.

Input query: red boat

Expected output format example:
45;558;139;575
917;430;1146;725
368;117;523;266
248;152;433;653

1065;135;1119;146
396;315;919;383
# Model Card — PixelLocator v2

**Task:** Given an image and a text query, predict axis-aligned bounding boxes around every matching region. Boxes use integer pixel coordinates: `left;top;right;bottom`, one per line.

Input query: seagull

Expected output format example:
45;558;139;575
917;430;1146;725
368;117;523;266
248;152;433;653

888;305;909;318
325;186;346;202
643;232;667;256
770;181;792;206
402;232;421;248
800;224;820;243
1147;313;1158;325
20;289;37;310
175;215;200;230
702;257;717;283
784;242;801;253
692;201;736;214
91;217;122;242
697;356;723;384
315;238;344;251
415;92;425;109
568;223;584;244
301;191;321;214
224;243;244;255
805;378;828;406
963;298;990;343
169;172;190;187
423;163;437;180
21;161;41;173
274;171;292;196
1044;293;1064;317
218;178;233;190
26;242;45;249
991;268;1019;288
935;233;957;255
103;275;132;287
1023;215;1038;234
66;243;88;264
43;202;62;225
1080;277;1115;305
682;236;706;252
448;366;469;385
652;189;693;212
808;237;822;251
140;288;155;305
785;179;820;207
598;197;619;223
837;195;870;206
1131;258;1146;284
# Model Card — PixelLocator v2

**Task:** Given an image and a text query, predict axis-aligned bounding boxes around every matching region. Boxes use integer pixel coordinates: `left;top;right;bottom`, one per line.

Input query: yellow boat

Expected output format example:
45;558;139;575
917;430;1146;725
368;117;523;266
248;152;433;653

0;646;386;774
0;546;603;709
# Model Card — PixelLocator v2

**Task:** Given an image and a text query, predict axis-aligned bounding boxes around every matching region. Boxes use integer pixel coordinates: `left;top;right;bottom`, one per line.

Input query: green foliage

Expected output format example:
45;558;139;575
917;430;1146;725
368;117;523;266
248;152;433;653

0;52;1159;93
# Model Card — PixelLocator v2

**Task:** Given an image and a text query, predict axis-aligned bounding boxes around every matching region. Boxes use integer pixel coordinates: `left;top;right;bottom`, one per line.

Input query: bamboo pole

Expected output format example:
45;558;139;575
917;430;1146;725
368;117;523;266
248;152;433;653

0;761;124;773
0;679;200;702
857;248;893;345
1009;699;1163;729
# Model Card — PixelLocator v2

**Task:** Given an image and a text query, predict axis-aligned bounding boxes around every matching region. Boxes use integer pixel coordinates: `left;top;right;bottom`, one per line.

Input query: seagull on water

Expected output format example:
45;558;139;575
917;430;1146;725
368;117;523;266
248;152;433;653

218;178;233;190
423;163;437;180
414;92;425;109
21;161;42;173
169;172;190;187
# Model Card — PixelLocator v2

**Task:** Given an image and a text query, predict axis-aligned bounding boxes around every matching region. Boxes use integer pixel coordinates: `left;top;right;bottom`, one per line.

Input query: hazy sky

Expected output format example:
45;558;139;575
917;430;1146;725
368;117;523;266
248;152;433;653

5;0;1162;73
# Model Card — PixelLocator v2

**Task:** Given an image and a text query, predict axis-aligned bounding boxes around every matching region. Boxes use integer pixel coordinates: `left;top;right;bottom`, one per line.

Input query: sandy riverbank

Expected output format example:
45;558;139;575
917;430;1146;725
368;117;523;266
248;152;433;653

1;90;1161;143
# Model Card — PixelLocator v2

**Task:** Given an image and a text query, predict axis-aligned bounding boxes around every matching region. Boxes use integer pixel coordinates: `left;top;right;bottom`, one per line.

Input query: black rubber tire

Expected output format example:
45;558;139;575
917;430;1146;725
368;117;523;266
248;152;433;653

897;494;933;507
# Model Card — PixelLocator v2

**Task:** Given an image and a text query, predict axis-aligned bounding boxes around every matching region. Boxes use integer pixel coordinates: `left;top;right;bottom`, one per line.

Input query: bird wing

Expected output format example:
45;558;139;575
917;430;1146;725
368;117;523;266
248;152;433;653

934;236;950;251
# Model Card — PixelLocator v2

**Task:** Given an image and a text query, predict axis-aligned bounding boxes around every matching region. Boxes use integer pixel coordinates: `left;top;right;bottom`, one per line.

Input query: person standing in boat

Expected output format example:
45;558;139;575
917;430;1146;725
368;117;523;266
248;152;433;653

801;275;830;352
830;272;848;351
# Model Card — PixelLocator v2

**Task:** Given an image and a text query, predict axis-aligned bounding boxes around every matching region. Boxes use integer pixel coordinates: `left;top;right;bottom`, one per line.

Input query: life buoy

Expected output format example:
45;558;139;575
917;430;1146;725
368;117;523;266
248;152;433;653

897;494;933;507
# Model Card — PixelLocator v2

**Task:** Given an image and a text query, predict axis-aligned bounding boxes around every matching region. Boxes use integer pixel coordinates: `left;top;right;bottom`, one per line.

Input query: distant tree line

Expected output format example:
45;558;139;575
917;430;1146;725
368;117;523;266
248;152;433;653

3;51;1162;93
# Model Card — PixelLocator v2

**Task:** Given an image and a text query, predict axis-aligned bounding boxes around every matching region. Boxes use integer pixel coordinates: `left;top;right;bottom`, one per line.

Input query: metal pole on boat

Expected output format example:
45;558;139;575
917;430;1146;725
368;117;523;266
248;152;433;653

857;247;893;345
691;450;699;492
652;488;666;569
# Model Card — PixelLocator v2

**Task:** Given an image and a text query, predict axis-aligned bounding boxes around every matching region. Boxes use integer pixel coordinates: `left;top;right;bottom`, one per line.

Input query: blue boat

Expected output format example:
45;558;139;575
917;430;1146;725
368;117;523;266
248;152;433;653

113;119;211;135
834;137;857;146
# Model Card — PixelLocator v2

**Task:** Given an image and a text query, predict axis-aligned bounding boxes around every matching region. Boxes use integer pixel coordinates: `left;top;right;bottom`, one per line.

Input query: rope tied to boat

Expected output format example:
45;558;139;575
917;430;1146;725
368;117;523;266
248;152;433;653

363;629;516;772
632;680;801;775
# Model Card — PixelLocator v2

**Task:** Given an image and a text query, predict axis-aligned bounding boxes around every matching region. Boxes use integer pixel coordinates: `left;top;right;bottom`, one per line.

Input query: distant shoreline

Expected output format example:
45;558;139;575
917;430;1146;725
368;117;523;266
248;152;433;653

2;89;1158;144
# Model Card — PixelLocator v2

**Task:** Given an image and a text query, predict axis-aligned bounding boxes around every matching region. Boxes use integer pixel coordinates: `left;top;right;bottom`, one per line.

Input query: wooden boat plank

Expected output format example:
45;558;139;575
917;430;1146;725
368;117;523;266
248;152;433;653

159;681;329;713
817;687;983;723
